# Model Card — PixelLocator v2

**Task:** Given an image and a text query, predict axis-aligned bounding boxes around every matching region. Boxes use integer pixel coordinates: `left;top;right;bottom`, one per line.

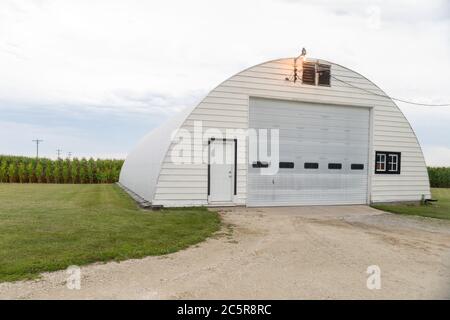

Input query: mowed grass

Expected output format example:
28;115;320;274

0;184;220;282
372;188;450;220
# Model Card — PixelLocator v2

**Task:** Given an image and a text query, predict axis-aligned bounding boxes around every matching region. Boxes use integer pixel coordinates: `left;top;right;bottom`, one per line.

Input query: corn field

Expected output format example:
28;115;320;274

0;155;124;184
0;155;448;187
427;167;450;188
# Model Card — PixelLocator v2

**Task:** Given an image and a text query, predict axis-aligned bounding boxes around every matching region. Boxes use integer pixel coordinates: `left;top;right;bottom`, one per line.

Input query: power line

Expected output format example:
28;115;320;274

330;75;450;107
32;139;43;159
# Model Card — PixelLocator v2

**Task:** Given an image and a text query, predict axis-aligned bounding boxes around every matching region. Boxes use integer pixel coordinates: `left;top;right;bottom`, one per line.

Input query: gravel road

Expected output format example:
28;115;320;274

1;205;449;299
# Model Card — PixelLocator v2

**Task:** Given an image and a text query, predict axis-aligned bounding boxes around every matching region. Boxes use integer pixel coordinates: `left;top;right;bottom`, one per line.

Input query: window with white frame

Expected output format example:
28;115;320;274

375;151;401;174
375;153;386;172
388;154;398;172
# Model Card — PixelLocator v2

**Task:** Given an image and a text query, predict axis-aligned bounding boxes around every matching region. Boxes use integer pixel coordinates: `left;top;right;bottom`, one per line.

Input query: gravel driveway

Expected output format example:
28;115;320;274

1;205;449;299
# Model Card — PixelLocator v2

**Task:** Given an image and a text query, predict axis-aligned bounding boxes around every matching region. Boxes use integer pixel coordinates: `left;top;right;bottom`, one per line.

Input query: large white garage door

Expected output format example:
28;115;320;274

247;98;370;206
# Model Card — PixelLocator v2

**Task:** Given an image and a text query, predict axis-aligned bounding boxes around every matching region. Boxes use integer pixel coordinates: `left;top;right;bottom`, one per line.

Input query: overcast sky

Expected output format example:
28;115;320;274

0;0;449;164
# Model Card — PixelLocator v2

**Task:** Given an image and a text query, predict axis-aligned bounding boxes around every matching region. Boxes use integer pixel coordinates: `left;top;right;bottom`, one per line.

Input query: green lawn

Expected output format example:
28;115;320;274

372;188;450;220
0;184;220;282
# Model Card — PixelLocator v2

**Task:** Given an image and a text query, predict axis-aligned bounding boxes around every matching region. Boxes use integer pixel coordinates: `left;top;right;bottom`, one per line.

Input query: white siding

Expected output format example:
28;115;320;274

119;105;195;201
146;58;430;206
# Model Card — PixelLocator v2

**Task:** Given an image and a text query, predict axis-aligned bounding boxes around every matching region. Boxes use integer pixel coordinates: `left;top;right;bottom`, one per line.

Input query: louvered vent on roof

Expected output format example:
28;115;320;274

302;62;316;85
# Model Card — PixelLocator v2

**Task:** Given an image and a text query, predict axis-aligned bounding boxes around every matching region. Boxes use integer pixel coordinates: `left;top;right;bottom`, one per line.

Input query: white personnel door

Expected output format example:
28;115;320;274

209;139;235;203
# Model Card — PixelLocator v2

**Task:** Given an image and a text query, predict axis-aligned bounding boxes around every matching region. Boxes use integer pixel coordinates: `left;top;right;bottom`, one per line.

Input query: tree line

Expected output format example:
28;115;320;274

0;155;124;184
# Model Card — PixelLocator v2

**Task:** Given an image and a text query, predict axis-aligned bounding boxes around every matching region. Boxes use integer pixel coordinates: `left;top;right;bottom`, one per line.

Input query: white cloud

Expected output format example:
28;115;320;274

423;146;450;167
0;0;449;161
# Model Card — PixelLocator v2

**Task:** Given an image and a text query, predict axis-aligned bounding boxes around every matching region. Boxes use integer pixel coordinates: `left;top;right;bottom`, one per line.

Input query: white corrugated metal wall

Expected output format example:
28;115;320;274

144;58;431;206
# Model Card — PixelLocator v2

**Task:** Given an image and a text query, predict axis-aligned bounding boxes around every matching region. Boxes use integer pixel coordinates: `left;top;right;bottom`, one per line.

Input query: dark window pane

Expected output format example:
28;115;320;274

279;162;294;169
304;162;319;169
252;161;269;168
351;164;364;170
328;163;342;169
318;64;331;86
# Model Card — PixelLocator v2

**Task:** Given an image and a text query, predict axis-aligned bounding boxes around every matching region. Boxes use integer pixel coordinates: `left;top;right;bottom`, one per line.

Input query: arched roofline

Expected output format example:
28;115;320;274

121;56;430;202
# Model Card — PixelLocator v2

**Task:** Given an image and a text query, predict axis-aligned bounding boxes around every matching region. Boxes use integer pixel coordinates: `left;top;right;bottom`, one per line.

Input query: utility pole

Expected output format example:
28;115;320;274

67;152;72;159
56;149;62;159
32;139;43;159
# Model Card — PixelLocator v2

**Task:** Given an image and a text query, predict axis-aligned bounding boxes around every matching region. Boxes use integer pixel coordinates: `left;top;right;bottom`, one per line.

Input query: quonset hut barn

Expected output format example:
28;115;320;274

119;54;430;207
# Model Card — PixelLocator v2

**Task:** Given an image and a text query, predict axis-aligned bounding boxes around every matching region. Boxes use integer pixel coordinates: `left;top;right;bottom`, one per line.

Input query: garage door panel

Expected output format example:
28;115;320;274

255;106;369;120
256;109;370;119
253;118;370;131
254;115;370;126
279;132;369;141
248;98;370;206
278;134;369;144
277;144;368;154
255;102;369;116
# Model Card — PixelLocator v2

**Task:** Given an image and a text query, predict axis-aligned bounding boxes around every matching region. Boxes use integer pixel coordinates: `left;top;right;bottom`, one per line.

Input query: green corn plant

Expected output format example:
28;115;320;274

53;161;60;184
95;161;103;183
87;158;95;183
18;162;26;183
71;158;79;184
8;162;17;183
88;170;94;183
62;160;70;183
35;162;44;183
0;160;7;182
27;162;34;183
45;161;53;183
79;158;87;184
